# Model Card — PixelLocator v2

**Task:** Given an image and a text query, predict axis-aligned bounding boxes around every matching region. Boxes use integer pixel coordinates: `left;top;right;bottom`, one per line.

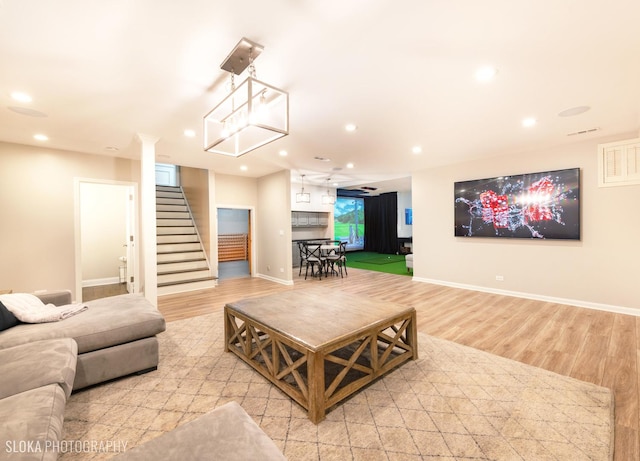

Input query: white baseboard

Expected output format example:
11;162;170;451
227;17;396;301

256;273;294;286
412;276;640;317
82;277;120;288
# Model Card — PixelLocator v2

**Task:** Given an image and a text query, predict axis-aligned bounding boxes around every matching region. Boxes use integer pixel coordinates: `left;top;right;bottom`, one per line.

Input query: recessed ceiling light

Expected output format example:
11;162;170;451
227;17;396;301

346;163;354;169
314;156;331;162
240;165;248;171
522;117;537;128
345;124;357;132
279;150;288;156
33;134;48;141
11;91;32;103
475;66;498;83
558;106;591;117
183;129;196;137
104;146;119;152
332;182;339;187
412;146;422;154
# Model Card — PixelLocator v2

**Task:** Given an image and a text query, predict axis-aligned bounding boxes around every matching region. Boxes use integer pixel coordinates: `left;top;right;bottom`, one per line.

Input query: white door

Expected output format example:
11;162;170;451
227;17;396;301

77;181;138;301
155;163;179;186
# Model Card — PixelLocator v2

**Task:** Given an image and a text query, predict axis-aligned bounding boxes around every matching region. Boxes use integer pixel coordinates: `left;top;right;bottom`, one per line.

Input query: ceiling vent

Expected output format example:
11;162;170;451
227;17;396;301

567;127;600;137
337;188;369;197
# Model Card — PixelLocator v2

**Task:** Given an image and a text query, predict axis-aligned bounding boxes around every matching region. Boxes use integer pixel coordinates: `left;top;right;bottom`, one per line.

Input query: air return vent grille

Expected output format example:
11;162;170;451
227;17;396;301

597;138;640;187
567;127;600;137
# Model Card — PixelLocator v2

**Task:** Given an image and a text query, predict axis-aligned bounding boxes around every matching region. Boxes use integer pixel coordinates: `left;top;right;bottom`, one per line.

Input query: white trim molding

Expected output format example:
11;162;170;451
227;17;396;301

412;276;640;317
82;277;120;288
256;273;294;286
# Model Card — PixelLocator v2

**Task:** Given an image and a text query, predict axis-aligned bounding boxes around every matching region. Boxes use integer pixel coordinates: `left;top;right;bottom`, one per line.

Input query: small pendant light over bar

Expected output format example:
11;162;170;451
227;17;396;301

322;178;335;205
204;37;289;157
296;174;311;203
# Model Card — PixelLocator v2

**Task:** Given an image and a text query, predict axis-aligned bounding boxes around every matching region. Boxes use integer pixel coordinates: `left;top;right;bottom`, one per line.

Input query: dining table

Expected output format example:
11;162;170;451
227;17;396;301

302;241;345;278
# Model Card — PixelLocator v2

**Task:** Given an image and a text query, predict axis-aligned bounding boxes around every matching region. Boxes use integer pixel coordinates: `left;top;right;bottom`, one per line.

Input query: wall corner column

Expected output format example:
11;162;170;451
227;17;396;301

136;133;159;306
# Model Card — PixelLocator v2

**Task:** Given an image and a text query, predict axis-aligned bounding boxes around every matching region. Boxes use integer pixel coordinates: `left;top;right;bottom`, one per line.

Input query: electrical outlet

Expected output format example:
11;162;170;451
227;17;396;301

495;275;504;281
279;267;284;273
267;265;271;271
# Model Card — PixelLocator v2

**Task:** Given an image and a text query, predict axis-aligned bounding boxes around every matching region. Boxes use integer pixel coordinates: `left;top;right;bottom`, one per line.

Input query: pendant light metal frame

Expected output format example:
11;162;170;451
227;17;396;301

296;174;311;203
204;37;289;157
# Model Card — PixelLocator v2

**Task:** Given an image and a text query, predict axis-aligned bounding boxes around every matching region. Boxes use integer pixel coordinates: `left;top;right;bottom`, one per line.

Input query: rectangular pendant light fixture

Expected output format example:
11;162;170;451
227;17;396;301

204;38;289;157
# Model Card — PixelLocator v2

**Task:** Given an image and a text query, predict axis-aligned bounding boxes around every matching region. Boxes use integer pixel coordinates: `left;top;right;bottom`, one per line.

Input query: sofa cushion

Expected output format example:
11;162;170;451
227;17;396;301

111;401;286;461
0;338;77;400
34;290;71;307
0;294;165;354
0;301;18;332
0;385;67;461
74;336;158;390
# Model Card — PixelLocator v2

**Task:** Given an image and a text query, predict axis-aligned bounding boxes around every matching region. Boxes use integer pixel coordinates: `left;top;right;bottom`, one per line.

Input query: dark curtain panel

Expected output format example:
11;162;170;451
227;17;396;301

364;192;398;253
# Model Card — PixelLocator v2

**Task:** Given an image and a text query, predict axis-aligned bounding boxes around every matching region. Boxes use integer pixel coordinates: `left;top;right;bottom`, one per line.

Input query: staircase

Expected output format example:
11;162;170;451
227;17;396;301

156;186;216;295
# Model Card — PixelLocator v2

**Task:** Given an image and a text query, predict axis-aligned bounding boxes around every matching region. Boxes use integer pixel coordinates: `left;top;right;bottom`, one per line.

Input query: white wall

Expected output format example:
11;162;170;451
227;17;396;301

0;142;140;299
258;170;293;284
412;133;640;312
218;208;249;234
290;176;336;213
211;173;258;279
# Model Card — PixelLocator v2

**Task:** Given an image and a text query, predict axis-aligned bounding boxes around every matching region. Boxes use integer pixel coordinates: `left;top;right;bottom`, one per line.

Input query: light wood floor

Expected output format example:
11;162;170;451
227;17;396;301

158;267;638;460
82;283;128;302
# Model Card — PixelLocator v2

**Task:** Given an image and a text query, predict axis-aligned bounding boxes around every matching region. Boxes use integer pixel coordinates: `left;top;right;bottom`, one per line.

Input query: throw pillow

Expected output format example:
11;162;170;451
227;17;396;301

0;300;19;331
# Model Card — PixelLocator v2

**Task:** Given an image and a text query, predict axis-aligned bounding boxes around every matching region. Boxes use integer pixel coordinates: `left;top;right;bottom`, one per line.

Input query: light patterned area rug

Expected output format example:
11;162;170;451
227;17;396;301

62;312;614;460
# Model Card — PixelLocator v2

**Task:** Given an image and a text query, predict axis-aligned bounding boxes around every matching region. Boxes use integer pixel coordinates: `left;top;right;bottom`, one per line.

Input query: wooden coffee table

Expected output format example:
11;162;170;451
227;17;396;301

224;289;418;423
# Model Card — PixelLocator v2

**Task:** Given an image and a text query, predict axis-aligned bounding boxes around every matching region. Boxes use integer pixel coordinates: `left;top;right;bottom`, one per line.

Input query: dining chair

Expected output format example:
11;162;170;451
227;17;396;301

297;241;309;276
323;240;341;277
325;241;347;278
303;243;324;280
336;241;348;277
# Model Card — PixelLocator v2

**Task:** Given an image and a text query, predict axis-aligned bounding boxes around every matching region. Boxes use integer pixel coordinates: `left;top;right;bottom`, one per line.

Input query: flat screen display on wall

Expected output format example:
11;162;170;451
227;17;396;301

405;208;412;225
334;196;365;250
454;167;580;240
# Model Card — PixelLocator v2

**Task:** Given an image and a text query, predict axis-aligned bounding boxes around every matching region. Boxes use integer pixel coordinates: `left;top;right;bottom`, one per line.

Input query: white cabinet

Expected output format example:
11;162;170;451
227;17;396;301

598;138;640;187
296;212;309;226
291;212;329;228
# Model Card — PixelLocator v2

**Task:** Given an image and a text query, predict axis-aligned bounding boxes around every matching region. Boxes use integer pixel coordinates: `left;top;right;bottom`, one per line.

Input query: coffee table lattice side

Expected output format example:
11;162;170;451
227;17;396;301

224;307;417;423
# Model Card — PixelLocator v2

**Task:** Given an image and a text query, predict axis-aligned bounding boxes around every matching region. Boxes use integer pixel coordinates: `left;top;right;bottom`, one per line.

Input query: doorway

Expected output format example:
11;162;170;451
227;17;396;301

155;163;179;187
217;208;251;280
75;180;137;302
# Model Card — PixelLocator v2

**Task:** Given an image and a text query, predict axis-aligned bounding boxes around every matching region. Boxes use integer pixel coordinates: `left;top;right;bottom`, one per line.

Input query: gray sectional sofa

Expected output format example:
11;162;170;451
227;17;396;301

0;291;166;461
0;291;166;390
0;291;286;460
0;338;78;461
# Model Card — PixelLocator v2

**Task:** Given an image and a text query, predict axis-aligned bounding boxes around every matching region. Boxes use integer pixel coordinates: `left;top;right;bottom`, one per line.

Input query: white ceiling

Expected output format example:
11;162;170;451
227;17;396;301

1;0;639;193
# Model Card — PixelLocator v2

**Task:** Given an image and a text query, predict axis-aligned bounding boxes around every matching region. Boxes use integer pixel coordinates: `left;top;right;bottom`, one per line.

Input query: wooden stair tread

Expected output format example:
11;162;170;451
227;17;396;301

158;276;217;287
157;258;206;265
